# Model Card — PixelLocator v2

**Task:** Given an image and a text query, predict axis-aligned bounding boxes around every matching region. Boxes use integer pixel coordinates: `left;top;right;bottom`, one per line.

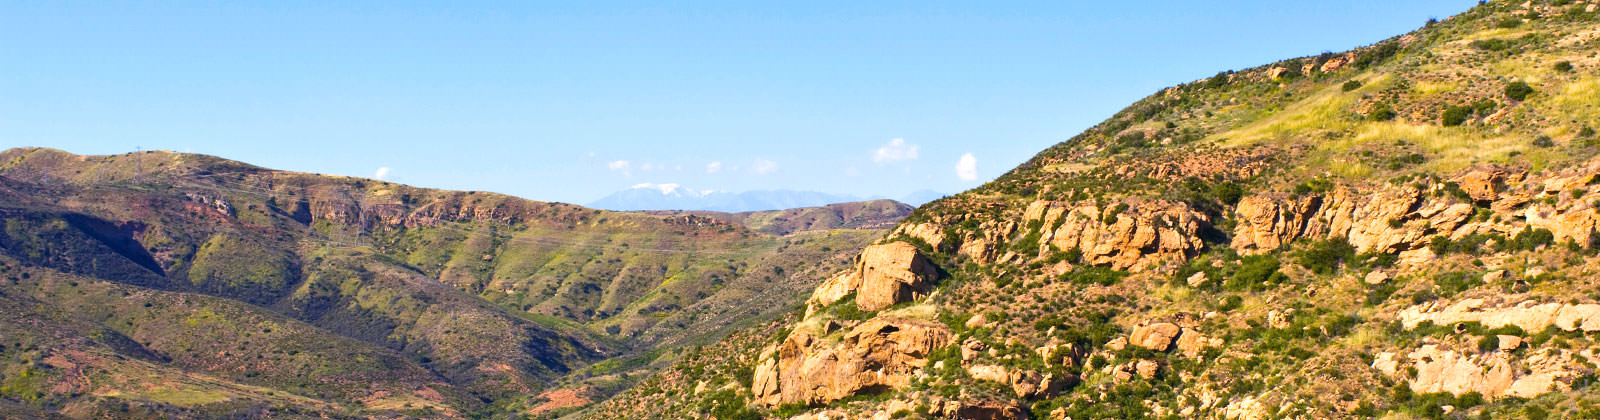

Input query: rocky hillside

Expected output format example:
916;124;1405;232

648;200;914;236
0;148;896;418
591;1;1600;419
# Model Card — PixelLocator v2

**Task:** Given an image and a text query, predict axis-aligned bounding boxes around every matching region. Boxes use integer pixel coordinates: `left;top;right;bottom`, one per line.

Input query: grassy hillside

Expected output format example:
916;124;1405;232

0;148;894;417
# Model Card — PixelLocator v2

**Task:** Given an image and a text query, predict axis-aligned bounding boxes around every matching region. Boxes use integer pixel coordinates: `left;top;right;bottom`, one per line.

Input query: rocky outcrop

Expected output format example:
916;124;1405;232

1375;345;1586;399
1230;164;1600;258
751;318;953;406
966;364;1074;398
1021;200;1212;271
1398;298;1600;333
1230;184;1472;255
806;241;939;313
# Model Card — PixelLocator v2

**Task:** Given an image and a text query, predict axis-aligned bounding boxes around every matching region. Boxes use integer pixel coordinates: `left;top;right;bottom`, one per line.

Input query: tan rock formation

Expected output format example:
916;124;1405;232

751;317;953;406
1174;328;1222;357
1129;322;1182;351
1024;200;1211;271
805;241;939;313
1398;298;1600;332
1401;345;1578;399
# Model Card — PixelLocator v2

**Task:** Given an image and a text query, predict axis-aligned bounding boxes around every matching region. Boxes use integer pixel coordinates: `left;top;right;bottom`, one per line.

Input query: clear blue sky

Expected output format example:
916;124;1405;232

1;1;1475;204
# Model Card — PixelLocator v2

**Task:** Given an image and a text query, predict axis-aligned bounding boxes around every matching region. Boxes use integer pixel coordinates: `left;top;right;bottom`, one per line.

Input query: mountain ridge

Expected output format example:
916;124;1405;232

0;146;905;418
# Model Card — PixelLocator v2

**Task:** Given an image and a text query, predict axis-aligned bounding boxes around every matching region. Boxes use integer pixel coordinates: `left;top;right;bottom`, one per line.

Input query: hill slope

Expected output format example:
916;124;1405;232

591;1;1600;419
0;148;897;418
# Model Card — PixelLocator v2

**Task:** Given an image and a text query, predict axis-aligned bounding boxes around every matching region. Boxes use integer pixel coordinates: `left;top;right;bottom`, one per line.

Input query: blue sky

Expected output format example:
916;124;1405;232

1;1;1476;204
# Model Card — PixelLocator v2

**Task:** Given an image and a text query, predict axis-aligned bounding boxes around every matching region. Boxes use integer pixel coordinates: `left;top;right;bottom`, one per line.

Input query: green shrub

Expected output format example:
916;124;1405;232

1295;238;1355;275
1293;178;1334;196
1499;228;1554;252
1227;255;1287;291
1505;81;1535;101
1477;335;1500;352
1062;266;1128;287
1218;295;1244;312
1441;105;1472;126
1470;38;1515;51
1352;41;1401;69
1367;102;1397;121
1554;61;1574;72
1433;271;1483;298
1214;182;1245;206
1367;281;1400;305
1341;80;1363;92
1206;71;1230;88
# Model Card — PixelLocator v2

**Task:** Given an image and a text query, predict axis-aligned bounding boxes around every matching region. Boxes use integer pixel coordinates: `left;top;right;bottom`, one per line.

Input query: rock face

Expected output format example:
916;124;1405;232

1230;185;1466;255
751;318;953;406
1019;200;1212;271
1230;165;1600;258
1397;345;1583;399
807;241;940;313
1399;298;1600;333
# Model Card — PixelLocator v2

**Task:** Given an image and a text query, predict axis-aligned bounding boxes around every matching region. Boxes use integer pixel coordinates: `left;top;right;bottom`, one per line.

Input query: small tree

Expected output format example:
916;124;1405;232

1505;81;1535;101
1441;105;1472;126
1367;103;1397;121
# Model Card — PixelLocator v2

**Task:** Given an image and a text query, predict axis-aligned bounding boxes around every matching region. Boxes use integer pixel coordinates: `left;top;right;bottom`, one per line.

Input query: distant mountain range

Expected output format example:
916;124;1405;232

588;183;945;212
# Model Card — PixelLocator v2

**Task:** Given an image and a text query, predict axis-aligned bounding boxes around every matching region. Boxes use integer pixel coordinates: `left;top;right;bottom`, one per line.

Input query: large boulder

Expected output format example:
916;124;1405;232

805;241;940;313
1129;322;1182;351
857;242;940;311
751;317;953;406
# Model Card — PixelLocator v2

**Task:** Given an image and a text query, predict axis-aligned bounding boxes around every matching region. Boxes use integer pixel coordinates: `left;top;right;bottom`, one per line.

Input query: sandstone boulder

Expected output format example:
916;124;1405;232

855;242;939;311
1497;335;1523;352
1134;359;1160;378
1130;323;1181;351
1105;336;1128;351
752;317;952;406
804;241;939;313
1174;328;1222;357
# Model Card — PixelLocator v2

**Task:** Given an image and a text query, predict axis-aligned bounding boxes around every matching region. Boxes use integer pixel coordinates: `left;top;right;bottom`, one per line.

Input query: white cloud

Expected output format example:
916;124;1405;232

956;153;978;181
607;160;630;170
706;161;723;174
752;158;779;175
373;167;391;180
873;138;919;164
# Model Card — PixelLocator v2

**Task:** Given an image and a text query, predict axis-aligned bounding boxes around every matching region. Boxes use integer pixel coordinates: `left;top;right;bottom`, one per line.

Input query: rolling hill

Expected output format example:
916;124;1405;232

0;147;902;418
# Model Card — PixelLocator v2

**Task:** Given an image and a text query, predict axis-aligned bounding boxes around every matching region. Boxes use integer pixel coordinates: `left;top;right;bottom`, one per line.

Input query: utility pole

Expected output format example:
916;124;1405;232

135;146;142;182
